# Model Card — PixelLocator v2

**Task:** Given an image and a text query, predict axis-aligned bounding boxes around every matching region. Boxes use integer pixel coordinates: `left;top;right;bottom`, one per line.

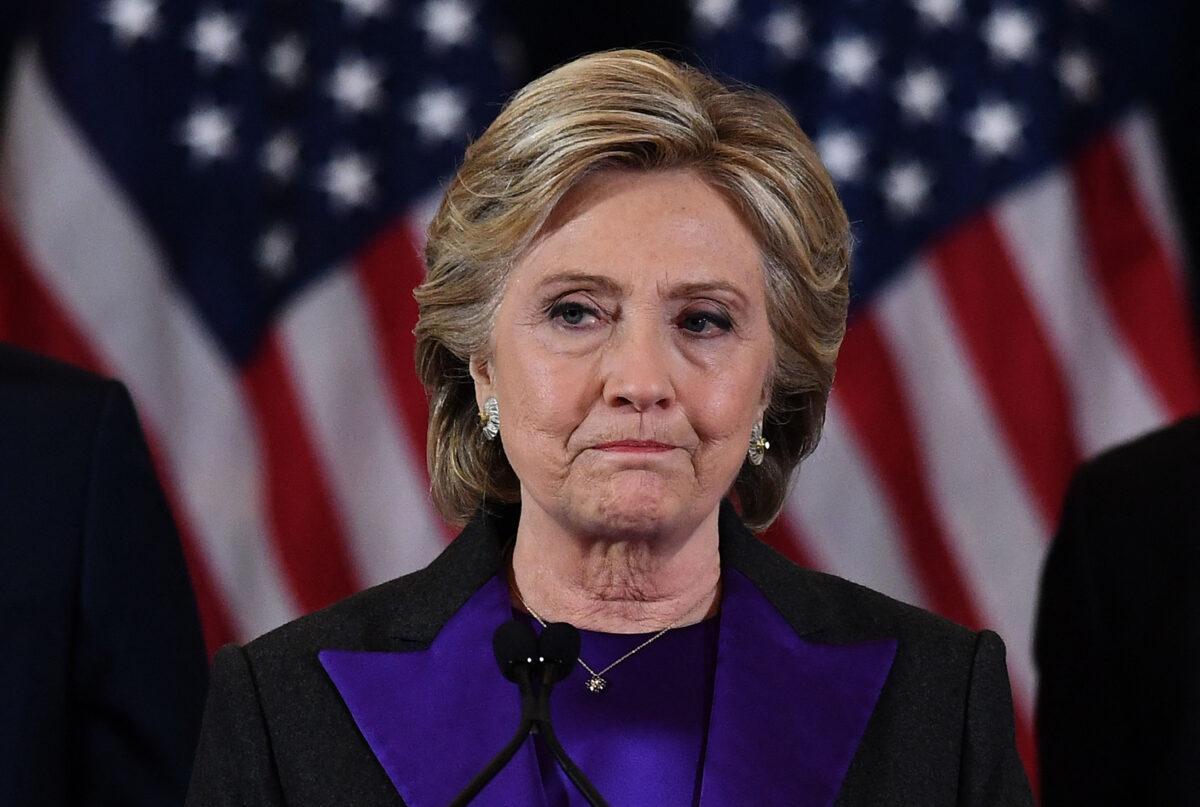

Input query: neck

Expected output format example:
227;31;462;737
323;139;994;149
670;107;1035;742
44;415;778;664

509;501;723;634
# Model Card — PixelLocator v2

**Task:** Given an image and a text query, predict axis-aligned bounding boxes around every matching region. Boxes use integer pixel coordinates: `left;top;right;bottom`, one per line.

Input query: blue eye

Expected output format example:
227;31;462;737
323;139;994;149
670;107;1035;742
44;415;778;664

549;301;599;327
680;310;733;334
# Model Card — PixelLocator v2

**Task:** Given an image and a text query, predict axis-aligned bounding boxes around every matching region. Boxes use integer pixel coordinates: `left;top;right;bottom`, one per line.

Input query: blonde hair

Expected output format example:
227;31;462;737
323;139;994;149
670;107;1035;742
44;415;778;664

415;49;850;530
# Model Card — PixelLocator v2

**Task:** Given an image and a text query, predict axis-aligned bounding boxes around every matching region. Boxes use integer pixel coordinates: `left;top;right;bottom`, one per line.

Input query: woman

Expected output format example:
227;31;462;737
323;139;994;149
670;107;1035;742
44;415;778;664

187;50;1032;806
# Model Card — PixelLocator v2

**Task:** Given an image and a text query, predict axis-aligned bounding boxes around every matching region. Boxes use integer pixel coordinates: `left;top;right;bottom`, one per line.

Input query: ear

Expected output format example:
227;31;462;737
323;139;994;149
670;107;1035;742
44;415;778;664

468;353;495;411
755;378;772;425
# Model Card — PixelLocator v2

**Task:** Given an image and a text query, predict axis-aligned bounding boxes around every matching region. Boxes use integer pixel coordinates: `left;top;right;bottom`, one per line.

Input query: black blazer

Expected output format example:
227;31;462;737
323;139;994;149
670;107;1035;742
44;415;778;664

188;503;1032;806
1036;415;1200;804
0;344;208;805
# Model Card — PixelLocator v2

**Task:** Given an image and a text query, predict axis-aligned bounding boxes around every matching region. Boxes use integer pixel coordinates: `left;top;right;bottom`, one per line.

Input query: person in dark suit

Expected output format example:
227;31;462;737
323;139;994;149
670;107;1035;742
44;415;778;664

188;50;1032;805
1036;415;1200;804
0;343;209;805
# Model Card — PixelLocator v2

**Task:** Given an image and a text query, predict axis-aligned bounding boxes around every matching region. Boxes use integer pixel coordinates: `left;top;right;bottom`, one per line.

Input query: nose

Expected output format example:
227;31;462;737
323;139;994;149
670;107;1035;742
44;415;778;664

601;317;675;413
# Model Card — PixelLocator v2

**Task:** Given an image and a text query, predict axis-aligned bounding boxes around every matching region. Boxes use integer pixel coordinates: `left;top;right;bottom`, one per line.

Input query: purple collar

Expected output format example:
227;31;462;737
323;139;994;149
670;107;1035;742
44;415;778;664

320;568;895;806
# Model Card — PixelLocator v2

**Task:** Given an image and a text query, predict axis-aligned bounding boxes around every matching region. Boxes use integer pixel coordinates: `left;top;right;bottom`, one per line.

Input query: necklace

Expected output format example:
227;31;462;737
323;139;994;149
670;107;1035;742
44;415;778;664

511;587;675;694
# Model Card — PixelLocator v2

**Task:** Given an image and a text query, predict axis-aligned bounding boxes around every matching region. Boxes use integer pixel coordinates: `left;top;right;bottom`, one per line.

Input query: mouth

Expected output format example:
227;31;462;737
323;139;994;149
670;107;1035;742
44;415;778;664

591;440;676;453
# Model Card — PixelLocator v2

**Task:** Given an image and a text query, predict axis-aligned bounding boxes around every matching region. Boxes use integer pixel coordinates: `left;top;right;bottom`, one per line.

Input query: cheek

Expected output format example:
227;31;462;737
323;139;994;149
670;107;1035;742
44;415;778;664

493;337;597;467
690;360;768;439
685;358;770;480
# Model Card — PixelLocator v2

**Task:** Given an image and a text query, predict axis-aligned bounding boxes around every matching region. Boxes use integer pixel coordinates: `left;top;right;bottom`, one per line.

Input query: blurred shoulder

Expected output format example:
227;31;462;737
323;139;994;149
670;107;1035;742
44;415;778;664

1077;415;1200;490
0;344;123;413
1061;416;1200;546
0;343;112;389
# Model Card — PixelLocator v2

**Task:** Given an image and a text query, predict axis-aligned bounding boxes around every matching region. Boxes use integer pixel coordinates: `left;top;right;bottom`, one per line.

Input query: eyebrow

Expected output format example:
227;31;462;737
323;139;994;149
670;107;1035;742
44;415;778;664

538;272;625;295
539;272;751;307
663;280;750;307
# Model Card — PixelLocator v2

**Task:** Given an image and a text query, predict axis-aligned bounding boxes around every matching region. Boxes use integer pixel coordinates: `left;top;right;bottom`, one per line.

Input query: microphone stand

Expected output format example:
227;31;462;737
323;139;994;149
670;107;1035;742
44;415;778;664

447;621;611;807
532;663;610;807
447;663;538;807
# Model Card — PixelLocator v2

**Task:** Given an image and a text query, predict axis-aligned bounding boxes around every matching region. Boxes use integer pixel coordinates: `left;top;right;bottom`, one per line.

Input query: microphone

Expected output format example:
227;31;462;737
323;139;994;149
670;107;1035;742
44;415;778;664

537;621;580;685
447;622;540;806
447;621;611;807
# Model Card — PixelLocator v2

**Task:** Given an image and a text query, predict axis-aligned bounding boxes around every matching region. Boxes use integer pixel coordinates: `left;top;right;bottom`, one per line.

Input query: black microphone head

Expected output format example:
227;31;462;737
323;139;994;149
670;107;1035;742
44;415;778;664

538;622;581;684
493;620;539;683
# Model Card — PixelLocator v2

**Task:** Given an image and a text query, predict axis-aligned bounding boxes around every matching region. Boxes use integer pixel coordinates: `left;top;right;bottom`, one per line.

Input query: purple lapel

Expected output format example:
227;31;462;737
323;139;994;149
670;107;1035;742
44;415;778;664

318;575;545;807
699;569;897;807
319;565;895;807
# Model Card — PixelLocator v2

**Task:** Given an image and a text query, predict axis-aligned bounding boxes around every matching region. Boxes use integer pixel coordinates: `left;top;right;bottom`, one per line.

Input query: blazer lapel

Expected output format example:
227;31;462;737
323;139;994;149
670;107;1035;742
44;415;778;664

319;573;546;807
698;568;896;806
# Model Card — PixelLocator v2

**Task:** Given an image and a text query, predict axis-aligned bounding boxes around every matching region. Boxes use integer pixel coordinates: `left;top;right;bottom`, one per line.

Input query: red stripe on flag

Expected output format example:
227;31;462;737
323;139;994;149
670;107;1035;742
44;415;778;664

0;213;236;652
355;220;431;479
930;214;1081;527
760;515;817;570
1073;135;1200;417
242;334;362;612
834;313;982;629
1015;705;1040;802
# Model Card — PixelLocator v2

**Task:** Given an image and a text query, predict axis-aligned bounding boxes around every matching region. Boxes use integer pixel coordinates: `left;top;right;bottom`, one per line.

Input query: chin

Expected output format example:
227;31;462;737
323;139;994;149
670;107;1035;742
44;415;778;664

571;471;693;540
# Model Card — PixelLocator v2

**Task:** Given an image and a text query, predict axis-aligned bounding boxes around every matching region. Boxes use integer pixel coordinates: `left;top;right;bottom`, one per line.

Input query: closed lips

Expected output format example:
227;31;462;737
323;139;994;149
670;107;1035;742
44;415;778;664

592;440;675;451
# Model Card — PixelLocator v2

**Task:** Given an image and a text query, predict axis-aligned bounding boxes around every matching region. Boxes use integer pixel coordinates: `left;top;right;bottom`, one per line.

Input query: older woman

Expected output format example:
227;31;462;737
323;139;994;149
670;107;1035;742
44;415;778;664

187;50;1032;806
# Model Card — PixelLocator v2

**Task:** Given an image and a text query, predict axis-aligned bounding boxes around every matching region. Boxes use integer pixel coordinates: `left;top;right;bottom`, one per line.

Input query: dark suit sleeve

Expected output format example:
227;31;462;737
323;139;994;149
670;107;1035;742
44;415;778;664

74;381;209;804
1034;469;1121;804
187;645;287;806
958;630;1034;806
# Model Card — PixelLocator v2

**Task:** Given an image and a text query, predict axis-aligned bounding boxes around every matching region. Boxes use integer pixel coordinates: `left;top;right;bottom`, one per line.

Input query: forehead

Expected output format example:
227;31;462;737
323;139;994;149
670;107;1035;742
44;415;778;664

513;168;766;296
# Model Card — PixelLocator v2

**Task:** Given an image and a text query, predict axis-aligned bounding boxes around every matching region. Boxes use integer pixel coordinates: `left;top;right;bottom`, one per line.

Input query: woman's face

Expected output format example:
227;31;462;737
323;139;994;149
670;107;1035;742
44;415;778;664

472;168;775;542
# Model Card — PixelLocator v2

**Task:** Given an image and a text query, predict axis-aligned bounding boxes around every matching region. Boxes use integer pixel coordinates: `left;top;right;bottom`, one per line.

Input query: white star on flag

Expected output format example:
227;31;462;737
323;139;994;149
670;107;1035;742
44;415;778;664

913;0;961;27
336;0;389;23
419;0;476;49
984;8;1038;63
1058;50;1099;102
188;10;242;70
257;224;296;280
816;129;867;183
180;104;236;162
896;66;948;121
826;35;879;89
883;161;932;217
101;0;160;46
966;100;1023;158
411;86;468;142
320;152;375;210
266;35;305;88
761;7;807;60
692;0;738;31
261;131;300;182
328;56;384;115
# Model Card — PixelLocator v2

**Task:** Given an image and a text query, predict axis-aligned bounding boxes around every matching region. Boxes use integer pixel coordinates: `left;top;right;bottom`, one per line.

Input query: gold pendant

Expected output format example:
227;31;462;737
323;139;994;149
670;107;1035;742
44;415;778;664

585;675;607;693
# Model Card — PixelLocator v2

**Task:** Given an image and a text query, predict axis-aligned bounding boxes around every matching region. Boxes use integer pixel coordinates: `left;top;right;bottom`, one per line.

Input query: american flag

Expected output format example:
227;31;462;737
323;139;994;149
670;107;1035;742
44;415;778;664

1;0;1196;788
692;0;1199;780
0;0;508;644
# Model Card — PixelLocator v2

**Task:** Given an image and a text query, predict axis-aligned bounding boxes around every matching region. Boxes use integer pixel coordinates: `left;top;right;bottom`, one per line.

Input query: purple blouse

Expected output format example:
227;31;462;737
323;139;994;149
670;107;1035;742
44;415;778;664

519;612;721;806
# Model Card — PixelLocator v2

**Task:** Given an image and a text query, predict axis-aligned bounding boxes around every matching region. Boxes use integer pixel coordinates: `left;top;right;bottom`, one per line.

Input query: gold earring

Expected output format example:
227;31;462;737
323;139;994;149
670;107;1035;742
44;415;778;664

748;421;769;466
479;396;500;440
